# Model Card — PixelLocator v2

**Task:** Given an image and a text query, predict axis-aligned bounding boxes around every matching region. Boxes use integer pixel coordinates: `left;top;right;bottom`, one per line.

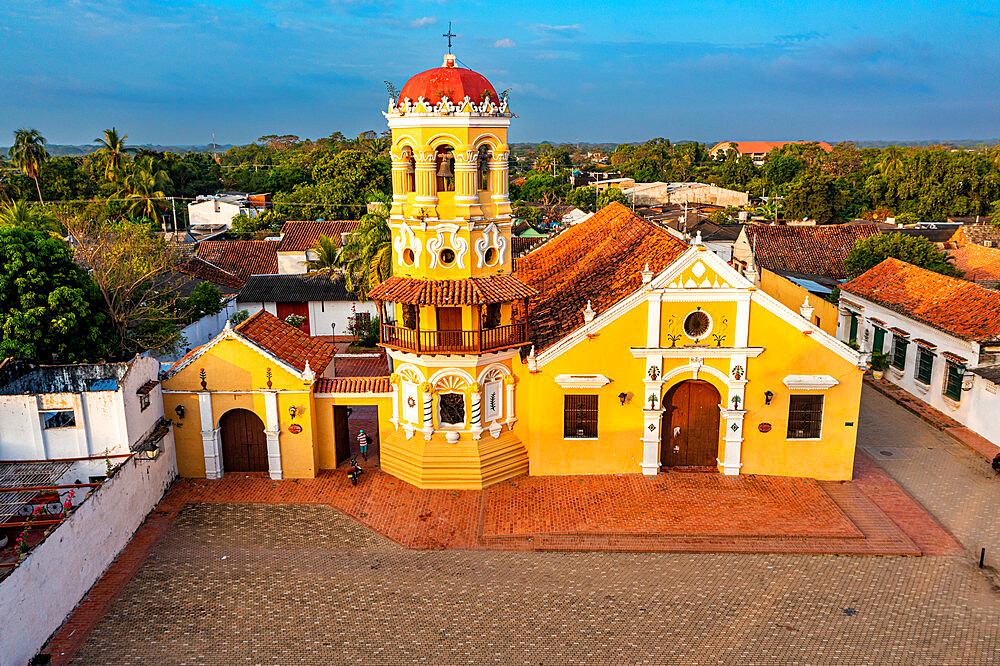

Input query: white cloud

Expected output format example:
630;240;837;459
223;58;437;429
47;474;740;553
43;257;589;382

410;17;437;28
494;38;516;48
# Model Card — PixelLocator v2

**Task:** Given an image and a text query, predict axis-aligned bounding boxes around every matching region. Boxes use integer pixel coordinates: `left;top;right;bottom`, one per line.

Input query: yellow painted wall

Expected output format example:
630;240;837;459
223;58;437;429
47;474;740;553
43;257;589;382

742;303;862;480
313;395;394;469
759;268;839;336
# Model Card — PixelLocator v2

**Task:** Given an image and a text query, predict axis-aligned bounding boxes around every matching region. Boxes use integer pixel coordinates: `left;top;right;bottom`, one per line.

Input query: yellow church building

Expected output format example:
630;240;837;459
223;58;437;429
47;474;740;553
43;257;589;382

161;53;864;487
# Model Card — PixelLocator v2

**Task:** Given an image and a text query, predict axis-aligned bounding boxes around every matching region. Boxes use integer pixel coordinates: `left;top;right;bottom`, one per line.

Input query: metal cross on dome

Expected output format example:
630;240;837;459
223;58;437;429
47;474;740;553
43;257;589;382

443;21;456;51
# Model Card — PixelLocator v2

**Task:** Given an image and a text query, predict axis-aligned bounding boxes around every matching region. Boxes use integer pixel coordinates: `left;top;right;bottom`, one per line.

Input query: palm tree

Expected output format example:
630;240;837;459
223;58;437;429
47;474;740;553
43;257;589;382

116;156;171;221
306;234;343;276
0;199;61;233
8;128;49;203
878;145;905;178
94;127;135;181
339;192;392;297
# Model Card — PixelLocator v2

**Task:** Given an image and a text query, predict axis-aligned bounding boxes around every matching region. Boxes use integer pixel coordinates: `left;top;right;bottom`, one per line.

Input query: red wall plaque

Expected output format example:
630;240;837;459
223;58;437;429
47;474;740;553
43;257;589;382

758;423;772;433
288;423;303;434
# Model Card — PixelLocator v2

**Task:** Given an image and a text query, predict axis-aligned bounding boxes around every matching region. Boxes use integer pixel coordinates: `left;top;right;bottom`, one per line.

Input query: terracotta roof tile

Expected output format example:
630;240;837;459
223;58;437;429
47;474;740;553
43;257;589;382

235;310;336;373
195;240;279;282
314;376;391;394
515;202;688;352
842;258;1000;342
947;245;1000;283
744;223;880;279
368;275;538;305
278;221;360;252
177;256;244;290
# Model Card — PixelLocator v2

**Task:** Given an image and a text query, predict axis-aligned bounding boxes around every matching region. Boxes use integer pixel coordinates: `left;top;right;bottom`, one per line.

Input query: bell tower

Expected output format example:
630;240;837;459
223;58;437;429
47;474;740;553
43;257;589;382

369;53;534;489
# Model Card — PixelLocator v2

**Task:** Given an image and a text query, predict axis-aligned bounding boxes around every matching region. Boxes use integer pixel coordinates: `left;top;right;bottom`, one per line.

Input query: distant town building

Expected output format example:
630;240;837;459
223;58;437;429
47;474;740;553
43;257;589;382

187;192;271;229
709;141;834;166
624;182;749;208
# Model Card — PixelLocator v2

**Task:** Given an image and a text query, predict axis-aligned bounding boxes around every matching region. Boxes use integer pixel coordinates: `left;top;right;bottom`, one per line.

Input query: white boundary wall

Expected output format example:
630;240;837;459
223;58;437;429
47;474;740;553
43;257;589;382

0;432;178;666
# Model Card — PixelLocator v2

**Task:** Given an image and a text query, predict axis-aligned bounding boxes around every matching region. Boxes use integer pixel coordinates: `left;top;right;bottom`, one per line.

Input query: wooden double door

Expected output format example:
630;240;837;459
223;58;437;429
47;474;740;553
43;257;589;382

220;408;268;472
661;380;722;467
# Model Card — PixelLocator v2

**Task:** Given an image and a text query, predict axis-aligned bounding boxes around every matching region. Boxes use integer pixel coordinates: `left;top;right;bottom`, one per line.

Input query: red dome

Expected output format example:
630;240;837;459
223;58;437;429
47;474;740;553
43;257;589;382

398;57;498;107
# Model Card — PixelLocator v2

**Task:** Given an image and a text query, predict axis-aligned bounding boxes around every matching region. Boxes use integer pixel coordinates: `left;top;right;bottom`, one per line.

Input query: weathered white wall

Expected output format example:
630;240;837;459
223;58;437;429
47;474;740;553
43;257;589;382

840;296;1000;444
0;433;178;666
277;251;308;275
187;200;245;228
0;358;166;460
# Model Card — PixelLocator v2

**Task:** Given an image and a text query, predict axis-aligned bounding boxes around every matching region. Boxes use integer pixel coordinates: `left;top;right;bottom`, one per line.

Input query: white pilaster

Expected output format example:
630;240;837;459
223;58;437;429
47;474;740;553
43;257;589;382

734;293;751;348
198;391;222;479
389;383;400;429
504;382;517;428
719;407;746;475
646;293;662;347
470;389;483;440
262;391;282;480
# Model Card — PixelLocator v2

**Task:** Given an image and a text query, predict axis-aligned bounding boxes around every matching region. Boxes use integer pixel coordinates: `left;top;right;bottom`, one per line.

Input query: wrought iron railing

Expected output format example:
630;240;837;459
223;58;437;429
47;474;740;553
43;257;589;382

380;322;527;354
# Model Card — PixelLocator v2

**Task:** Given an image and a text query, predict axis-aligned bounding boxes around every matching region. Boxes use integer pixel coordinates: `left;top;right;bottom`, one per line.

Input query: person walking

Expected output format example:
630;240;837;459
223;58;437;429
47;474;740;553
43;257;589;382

357;428;370;461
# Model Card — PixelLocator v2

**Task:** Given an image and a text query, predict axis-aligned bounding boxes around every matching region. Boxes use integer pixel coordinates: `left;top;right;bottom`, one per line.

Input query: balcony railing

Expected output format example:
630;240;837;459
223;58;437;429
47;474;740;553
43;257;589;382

380;322;528;354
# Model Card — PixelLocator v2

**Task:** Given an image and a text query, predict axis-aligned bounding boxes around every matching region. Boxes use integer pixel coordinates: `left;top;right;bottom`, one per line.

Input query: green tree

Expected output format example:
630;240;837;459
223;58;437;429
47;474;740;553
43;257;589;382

274;150;389;220
845;232;960;279
182;282;224;321
230;210;285;240
306;234;343;276
784;170;847;224
597;187;629;209
517;172;570;204
0;200;62;234
566;186;597;212
0;227;109;361
8;128;49;203
93;127;136;182
514;205;543;227
338;192;392;297
115;156;172;222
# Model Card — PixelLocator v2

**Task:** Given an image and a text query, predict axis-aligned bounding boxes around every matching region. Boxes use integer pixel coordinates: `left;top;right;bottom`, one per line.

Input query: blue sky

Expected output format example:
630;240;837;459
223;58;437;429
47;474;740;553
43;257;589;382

2;0;999;145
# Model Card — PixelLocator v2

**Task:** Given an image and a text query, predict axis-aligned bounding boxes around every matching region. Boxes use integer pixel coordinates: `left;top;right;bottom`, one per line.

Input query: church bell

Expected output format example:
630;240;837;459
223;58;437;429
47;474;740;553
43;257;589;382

437;157;454;178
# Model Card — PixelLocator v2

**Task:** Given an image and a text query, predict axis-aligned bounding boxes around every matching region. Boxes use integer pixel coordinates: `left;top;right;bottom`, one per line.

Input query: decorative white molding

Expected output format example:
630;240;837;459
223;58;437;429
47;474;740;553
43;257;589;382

427;223;469;269
473;221;508;268
782;374;840;390
394;222;423;268
631;347;765;359
583;300;595;323
554;374;611;389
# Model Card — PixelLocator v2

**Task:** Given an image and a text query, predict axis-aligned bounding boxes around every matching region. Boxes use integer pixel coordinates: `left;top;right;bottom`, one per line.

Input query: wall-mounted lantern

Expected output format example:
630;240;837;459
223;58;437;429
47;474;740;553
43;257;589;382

174;404;185;420
764;390;774;405
288;405;298;419
618;392;629;406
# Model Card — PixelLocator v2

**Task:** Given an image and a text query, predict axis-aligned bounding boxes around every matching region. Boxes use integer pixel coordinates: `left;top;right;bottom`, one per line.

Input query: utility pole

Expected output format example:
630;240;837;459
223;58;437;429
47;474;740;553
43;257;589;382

171;197;179;239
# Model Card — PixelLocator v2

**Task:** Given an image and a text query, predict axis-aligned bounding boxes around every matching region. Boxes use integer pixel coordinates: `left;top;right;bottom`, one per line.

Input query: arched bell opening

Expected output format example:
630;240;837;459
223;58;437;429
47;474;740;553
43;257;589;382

435;145;456;192
477;144;492;192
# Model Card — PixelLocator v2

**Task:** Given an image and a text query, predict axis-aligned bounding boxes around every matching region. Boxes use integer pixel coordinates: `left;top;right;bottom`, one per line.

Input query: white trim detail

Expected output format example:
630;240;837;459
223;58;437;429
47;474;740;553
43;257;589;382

166;324;312;381
394;221;423;268
554;374;611;389
262;391;282;480
782;374;839;390
426;223;470;269
198;392;221;479
474;221;508;268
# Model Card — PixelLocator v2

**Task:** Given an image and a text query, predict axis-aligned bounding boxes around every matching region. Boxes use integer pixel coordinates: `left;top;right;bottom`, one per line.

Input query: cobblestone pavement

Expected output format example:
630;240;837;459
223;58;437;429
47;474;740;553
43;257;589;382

858;385;1000;568
71;502;1000;665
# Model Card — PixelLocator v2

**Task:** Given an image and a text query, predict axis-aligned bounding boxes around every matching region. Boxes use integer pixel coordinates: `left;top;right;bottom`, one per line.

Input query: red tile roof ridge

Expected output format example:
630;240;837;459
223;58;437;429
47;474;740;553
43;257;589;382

842;257;1000;342
368;274;538;305
278;220;361;252
234;310;336;373
515;202;688;352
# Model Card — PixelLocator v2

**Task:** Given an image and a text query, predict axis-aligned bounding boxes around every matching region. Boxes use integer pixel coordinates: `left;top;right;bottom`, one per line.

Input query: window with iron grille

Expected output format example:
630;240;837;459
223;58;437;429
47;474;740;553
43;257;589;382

402;304;417;329
484;303;501;329
564;395;598;438
915;348;934;384
786;395;824;439
891;335;908;370
944;362;963;402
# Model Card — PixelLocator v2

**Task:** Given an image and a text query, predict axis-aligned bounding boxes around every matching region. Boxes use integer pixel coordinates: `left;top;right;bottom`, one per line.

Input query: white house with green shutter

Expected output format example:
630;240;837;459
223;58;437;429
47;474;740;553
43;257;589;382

839;258;1000;446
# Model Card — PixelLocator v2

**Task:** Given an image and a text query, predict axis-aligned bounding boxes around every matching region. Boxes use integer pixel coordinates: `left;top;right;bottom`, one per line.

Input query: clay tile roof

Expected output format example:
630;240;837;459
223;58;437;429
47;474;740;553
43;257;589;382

515;202;688;352
744;223;880;279
235;310;335;373
313;376;391;394
177;256;245;290
195;240;279;282
278;221;360;252
947;245;1000;283
399;64;497;106
841;258;1000;343
368;275;538;305
710;140;834;154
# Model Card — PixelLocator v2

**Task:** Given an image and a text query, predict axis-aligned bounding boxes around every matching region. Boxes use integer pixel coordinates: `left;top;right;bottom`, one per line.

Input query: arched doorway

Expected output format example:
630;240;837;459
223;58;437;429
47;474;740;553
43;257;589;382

661;380;722;468
219;409;268;473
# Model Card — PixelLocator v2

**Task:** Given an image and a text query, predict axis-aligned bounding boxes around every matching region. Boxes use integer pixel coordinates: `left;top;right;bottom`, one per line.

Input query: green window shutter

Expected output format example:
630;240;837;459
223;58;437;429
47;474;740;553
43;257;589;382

915;348;934;384
944;363;963;401
872;327;885;354
849;314;858;343
891;336;908;370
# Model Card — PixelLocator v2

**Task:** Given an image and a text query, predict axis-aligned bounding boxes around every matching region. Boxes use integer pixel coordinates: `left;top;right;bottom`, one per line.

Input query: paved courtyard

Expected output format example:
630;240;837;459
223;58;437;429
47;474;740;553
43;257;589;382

54;387;1000;664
